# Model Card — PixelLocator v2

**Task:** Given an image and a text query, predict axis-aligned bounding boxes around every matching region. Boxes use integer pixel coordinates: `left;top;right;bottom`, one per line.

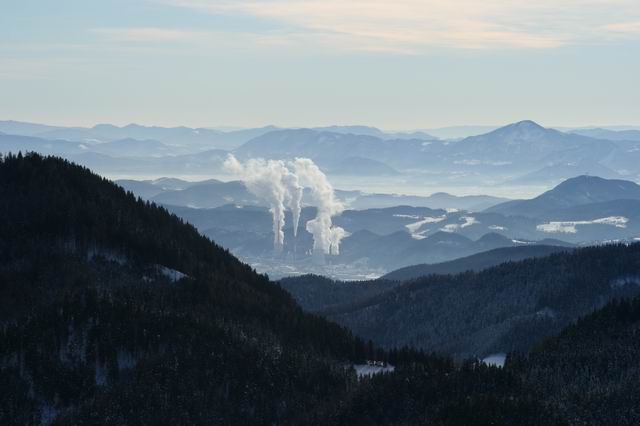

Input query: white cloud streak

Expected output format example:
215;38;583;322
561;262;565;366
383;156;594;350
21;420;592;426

92;27;208;43
157;0;640;53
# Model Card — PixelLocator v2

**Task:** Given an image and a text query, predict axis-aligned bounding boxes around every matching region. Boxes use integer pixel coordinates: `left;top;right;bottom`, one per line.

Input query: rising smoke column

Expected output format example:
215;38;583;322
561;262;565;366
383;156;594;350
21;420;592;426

292;158;348;255
224;155;294;253
224;155;345;255
282;171;303;237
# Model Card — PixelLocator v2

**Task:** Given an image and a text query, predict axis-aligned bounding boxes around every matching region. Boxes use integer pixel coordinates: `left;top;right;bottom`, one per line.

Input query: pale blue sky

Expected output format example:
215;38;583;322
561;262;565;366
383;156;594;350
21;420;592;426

2;0;639;129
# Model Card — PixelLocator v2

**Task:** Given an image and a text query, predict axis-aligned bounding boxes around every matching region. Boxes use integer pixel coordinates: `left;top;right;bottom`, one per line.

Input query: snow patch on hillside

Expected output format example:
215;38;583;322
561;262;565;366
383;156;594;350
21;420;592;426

440;216;478;233
441;224;459;233
411;230;430;240
611;275;640;289
354;363;395;378
482;353;506;368
393;214;421;220
157;265;188;282
460;216;478;228
512;239;533;245
537;216;628;234
405;215;447;234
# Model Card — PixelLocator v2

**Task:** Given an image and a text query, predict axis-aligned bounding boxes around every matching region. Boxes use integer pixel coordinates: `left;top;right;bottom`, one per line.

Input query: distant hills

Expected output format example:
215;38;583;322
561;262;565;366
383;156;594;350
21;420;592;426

3;119;640;185
112;174;640;278
116;177;508;211
153;203;573;275
0;120;277;150
419;125;498;139
312;125;436;140
487;175;640;218
325;156;400;176
347;191;508;211
279;245;575;311
232;128;434;171
382;244;573;281
232;120;640;184
570;127;640;141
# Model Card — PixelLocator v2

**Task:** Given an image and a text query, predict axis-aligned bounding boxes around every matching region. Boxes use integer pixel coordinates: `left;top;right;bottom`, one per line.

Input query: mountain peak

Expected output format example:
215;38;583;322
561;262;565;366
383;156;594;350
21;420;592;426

558;174;605;185
513;120;543;128
465;120;550;141
556;174;629;187
500;120;546;133
487;175;640;217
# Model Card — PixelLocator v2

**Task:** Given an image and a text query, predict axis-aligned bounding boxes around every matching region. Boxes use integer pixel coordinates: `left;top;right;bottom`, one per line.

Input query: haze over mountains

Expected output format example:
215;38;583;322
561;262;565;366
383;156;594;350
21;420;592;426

111;174;639;279
116;177;508;212
3;118;640;280
2;119;640;188
1;119;639;278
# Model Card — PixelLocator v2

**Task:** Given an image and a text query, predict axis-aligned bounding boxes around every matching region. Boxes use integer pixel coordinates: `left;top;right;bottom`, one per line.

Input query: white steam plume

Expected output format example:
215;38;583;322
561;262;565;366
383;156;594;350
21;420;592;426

224;155;292;253
282;171;303;237
292;158;348;255
224;155;345;255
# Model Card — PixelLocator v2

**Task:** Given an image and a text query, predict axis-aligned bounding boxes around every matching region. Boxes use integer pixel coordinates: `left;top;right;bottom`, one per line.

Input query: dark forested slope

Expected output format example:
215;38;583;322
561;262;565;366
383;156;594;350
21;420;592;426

279;274;401;312
382;244;572;281
0;153;552;425
510;297;640;425
0;153;364;423
322;244;640;359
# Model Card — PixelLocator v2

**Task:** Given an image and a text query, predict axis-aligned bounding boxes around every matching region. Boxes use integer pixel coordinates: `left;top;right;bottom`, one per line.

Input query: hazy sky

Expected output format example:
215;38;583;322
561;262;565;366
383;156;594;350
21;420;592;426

2;0;639;129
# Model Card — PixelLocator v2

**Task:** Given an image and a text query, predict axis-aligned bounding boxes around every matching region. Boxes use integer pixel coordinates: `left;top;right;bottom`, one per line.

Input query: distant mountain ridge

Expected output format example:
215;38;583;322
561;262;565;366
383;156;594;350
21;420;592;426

448;120;616;167
0;120;277;151
4;119;640;184
117;177;508;211
487;175;640;218
231;120;639;183
312;125;436;140
570;127;640;141
382;244;573;281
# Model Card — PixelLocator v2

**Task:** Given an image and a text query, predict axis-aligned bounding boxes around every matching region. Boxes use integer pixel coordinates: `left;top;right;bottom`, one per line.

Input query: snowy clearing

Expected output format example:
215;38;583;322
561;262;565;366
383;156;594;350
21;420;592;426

482;353;506;368
537;216;628;234
354;363;395;378
405;215;447;234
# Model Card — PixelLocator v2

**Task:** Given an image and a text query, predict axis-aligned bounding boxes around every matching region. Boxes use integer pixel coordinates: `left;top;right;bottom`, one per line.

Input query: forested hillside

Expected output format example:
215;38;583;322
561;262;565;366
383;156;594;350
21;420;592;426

279;274;401;312
382;245;572;281
319;244;640;359
0;153;551;424
510;297;640;425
